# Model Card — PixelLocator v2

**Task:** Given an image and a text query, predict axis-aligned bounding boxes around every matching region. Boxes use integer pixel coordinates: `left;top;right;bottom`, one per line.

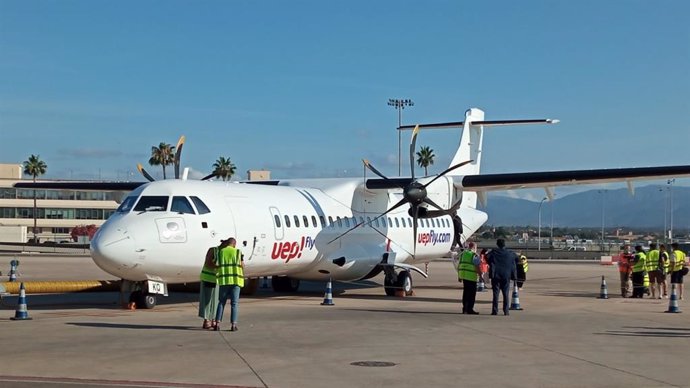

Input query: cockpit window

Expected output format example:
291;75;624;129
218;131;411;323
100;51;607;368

116;195;138;213
171;196;195;214
190;196;211;214
133;196;169;212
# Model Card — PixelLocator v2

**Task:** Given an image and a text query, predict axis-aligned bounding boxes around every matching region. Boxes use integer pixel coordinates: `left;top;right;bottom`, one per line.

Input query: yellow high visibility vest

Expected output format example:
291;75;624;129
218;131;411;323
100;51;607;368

199;247;218;283
646;249;659;272
457;250;478;282
216;247;245;287
632;252;646;273
672;250;687;272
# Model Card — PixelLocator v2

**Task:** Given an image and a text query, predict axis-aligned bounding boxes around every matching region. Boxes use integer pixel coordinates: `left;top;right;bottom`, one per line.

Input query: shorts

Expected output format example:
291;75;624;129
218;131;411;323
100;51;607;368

671;271;684;284
648;270;665;283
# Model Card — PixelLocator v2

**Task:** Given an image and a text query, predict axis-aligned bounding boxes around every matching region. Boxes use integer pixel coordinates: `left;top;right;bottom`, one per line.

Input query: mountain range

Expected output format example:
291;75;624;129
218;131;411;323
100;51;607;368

481;185;690;229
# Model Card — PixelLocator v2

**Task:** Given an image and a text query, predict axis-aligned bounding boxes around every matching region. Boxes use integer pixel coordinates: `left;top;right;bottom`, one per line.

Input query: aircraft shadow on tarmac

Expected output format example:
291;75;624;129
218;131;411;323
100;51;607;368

596;326;690;338
539;291;600;298
67;322;197;331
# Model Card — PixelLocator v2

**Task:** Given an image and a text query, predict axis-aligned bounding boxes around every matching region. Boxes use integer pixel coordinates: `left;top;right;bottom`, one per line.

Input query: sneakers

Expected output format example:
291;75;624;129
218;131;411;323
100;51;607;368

230;323;238;331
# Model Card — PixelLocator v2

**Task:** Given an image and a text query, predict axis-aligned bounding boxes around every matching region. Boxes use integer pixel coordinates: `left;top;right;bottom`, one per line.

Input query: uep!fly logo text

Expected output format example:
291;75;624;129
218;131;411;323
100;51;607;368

417;230;452;246
271;236;316;262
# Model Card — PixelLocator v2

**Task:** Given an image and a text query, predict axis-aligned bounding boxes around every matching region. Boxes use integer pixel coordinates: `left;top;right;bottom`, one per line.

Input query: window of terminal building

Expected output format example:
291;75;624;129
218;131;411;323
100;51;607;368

0;188;16;199
52;227;70;234
45;190;75;200
76;191;105;201
0;207;16;218
104;210;115;219
76;209;102;219
190;197;210;214
171;196;195;214
18;207;44;219
47;208;75;219
18;189;45;199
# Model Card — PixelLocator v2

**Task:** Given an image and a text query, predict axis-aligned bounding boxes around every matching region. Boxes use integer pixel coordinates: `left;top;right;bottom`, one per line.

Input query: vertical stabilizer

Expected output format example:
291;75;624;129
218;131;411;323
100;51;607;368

449;108;485;210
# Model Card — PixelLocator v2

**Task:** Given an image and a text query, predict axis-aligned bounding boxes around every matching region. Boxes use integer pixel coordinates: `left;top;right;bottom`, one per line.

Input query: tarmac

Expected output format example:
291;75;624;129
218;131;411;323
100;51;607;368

1;255;689;388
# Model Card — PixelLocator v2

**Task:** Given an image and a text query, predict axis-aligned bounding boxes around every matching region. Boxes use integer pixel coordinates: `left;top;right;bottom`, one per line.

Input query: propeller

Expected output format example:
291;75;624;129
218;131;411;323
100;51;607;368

174;135;186;179
330;125;473;256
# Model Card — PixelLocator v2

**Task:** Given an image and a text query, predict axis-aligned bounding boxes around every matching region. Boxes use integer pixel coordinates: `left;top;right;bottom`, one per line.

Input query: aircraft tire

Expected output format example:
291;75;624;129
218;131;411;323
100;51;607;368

241;278;259;296
397;271;413;296
139;293;157;309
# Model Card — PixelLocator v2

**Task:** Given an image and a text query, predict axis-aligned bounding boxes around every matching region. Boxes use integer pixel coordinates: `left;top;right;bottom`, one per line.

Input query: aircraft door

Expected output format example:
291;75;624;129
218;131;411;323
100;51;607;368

269;206;284;240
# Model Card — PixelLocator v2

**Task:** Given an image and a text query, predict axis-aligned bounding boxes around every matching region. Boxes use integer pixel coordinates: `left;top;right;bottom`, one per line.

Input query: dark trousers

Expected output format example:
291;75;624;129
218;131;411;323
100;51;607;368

462;279;477;313
517;267;526;288
631;271;645;298
491;278;510;314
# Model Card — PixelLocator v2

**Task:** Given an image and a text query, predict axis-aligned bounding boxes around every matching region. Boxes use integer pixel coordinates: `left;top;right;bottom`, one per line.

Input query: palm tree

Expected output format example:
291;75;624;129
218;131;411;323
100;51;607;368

23;154;47;243
149;142;176;179
416;146;435;176
212;157;237;181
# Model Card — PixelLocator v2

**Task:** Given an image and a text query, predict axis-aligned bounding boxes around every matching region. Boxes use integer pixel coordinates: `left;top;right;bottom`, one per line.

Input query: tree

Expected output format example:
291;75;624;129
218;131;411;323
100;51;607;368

23;154;47;243
149;142;176;179
212;156;237;181
416;146;435;176
71;224;99;242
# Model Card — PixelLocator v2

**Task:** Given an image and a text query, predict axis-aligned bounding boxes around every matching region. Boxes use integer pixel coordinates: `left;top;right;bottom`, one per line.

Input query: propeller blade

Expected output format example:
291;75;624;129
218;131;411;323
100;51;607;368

362;159;389;180
409;125;419;180
327;197;409;245
422;160;473;188
137;163;156;182
201;172;217;181
422;197;444;211
174;135;186;179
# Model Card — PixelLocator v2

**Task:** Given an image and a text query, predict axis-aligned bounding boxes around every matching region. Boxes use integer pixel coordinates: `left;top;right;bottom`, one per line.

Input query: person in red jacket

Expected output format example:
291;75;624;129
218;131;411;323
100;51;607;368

618;245;634;298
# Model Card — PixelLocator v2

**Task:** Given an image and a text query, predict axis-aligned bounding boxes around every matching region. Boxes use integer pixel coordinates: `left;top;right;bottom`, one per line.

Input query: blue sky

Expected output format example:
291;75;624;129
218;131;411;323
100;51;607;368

1;0;688;200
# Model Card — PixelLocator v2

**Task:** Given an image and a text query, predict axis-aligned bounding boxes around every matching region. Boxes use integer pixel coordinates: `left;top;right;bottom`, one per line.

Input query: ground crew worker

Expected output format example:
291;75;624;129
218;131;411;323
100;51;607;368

618;245;633;298
659;244;670;298
516;253;528;289
670;242;687;300
631;245;647;298
646;243;661;299
198;243;224;330
214;237;245;331
458;242;480;314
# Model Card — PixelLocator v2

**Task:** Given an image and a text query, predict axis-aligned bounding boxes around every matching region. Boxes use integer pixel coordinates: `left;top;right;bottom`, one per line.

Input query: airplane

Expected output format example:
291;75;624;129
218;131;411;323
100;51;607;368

15;107;690;308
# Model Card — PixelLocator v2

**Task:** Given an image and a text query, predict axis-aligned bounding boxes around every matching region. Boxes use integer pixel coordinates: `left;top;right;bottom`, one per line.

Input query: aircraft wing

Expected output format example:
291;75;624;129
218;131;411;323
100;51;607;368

13;181;146;191
459;165;690;192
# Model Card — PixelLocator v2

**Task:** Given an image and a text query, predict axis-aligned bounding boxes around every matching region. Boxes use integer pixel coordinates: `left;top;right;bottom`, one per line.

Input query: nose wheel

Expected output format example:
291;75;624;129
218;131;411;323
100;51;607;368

383;269;414;296
120;280;158;309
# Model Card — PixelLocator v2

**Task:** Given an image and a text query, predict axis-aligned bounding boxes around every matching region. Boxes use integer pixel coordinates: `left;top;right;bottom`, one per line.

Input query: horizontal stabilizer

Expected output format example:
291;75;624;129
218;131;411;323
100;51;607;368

398;119;558;130
461;165;690;191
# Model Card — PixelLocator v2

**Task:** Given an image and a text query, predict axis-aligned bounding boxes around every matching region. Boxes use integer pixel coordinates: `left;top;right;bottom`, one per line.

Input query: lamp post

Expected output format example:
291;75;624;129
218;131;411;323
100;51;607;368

550;198;555;250
387;99;414;176
538;197;547;251
598;190;606;251
668;178;675;242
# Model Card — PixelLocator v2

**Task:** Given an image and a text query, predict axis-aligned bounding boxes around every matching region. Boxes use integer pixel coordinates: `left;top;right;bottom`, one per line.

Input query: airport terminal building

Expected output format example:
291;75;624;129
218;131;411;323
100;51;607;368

0;164;119;243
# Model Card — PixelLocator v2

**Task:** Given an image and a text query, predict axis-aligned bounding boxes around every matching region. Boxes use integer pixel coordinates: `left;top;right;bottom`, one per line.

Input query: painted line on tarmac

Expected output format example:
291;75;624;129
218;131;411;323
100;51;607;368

0;375;257;388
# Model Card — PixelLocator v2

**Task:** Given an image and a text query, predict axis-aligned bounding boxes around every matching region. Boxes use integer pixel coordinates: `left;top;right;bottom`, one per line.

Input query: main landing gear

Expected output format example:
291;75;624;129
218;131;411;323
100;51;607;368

383;267;413;297
272;276;301;292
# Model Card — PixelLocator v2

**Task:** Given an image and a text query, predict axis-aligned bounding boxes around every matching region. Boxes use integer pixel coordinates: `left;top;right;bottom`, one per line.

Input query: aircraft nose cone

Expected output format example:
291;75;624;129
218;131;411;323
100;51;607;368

90;226;138;277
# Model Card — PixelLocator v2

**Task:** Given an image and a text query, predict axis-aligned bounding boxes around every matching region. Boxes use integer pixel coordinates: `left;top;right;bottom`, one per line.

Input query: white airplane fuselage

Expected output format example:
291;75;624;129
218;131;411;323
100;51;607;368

90;178;487;284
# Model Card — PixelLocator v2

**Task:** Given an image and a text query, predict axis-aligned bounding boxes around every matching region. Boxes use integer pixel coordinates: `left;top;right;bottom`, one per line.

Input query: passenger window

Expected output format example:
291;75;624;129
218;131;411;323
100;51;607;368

311;216;317;227
284;215;291;227
373;217;379;227
319;216;325;227
381;217;387;227
191;196;211;214
336;216;342;228
294;215;300;227
274;215;281;227
395;218;400;228
172;196;196;214
134;196;169;212
344;218;350;228
328;216;334;227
